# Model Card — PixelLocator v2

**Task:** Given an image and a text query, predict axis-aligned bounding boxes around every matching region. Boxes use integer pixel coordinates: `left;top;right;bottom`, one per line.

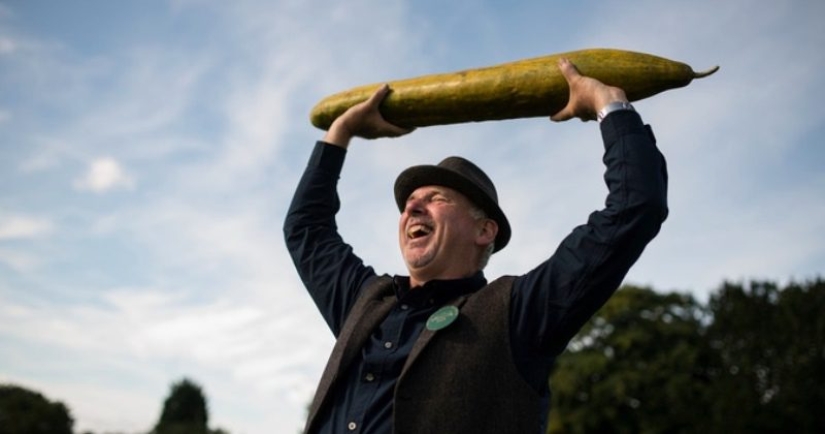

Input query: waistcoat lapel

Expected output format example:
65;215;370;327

398;295;471;379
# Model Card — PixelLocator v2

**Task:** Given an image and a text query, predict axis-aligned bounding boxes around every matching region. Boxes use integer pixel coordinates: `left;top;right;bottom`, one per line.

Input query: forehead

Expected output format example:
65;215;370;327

408;185;471;204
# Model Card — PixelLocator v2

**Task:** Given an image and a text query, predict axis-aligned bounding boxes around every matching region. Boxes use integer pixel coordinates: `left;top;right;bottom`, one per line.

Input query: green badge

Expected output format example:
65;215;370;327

426;305;459;331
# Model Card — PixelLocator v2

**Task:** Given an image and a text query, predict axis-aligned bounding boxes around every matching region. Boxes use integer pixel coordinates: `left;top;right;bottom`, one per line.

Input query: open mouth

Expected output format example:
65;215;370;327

407;223;433;240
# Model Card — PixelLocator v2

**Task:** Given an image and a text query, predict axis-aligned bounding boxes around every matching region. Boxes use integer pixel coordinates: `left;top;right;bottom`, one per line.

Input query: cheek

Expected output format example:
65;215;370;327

440;212;475;238
397;219;406;244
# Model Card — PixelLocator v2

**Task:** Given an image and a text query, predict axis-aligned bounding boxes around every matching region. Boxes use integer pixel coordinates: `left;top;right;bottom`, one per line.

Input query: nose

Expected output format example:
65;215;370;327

404;197;425;216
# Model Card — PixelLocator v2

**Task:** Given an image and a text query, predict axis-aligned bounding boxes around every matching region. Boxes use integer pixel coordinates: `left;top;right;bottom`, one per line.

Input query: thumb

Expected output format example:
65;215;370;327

550;58;579;122
366;84;392;108
550;105;575;122
557;57;582;82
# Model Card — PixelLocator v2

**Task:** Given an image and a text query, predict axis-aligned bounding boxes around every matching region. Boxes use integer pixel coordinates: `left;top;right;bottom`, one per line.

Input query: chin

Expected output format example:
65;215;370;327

403;250;436;272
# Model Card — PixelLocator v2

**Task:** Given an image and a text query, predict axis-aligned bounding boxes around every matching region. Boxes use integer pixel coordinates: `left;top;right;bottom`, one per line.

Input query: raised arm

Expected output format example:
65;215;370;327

511;59;669;365
283;85;412;336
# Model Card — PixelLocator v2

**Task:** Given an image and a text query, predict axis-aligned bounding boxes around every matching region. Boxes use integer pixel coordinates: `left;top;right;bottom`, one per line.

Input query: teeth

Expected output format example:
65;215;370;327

407;224;432;239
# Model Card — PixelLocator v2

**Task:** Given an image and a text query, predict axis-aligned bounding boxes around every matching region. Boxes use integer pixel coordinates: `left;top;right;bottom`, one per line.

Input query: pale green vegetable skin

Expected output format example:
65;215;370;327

309;48;718;130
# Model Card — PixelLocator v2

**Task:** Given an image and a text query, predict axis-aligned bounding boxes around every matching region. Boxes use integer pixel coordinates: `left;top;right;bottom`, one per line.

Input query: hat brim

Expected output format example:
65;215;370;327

394;165;511;252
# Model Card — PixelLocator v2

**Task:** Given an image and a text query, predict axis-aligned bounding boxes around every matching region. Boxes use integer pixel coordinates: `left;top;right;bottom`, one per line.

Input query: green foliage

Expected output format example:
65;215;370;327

547;286;705;434
152;378;209;434
547;278;825;434
699;279;825;433
0;384;74;434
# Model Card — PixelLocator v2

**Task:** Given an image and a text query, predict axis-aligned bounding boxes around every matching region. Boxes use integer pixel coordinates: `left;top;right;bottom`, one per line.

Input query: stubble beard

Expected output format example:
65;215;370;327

403;242;438;273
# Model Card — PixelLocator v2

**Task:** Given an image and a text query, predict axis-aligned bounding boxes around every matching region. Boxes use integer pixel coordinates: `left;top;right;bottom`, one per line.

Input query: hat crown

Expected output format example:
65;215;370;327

437;157;499;203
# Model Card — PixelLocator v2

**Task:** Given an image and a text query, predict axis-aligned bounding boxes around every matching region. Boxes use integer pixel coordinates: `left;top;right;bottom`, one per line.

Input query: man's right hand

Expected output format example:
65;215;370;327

323;84;414;148
550;58;629;123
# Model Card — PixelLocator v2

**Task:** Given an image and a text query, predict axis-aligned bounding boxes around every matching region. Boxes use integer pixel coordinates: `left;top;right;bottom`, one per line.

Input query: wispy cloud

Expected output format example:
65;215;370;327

0;279;332;433
0;214;53;239
0;214;52;271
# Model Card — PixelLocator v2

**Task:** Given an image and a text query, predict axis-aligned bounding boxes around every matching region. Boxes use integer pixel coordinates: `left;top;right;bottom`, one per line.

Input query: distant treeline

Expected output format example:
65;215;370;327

548;278;824;434
0;377;228;434
2;278;822;434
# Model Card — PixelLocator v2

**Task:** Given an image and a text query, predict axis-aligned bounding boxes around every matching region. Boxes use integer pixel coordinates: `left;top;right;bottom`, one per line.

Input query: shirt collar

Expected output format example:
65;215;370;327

393;272;487;308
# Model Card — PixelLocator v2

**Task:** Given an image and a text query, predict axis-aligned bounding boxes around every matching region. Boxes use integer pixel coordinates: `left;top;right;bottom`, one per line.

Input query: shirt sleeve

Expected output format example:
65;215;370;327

283;141;378;337
510;110;669;364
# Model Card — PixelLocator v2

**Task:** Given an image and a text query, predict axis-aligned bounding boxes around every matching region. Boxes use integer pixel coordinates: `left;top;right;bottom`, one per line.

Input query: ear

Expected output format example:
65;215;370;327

475;218;498;247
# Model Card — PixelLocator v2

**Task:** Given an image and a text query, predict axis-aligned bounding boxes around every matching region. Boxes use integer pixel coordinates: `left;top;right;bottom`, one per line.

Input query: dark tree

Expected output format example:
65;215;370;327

0;384;74;434
153;378;209;434
547;285;706;434
546;278;825;434
699;278;825;433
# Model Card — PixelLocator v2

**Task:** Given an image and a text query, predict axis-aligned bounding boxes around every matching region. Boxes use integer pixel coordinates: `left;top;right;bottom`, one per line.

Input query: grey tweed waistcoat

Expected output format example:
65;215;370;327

303;275;543;434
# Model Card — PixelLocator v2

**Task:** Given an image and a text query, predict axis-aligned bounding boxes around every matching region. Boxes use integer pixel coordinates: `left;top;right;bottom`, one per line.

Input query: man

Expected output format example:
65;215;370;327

284;59;668;433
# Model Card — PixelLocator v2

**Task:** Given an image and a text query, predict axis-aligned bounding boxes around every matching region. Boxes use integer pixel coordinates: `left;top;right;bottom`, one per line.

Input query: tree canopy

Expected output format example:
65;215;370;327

0;383;74;434
547;278;825;434
153;377;210;434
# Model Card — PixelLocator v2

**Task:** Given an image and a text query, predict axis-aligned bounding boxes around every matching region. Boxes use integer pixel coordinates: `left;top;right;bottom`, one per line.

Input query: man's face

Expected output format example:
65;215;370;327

398;185;491;286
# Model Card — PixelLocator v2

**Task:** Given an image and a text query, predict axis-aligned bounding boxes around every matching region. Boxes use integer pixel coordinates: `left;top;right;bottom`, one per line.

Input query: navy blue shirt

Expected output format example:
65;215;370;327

284;110;668;434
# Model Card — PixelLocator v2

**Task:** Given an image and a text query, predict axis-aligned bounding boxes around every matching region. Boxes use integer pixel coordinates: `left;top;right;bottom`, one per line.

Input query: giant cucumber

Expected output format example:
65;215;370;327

309;48;718;130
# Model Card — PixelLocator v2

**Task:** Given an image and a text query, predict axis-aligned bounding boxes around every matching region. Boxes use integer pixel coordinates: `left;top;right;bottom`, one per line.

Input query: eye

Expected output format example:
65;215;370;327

432;194;448;202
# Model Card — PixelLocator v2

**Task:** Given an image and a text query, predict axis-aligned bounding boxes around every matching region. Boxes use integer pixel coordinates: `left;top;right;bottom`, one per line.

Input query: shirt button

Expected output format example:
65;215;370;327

384;341;393;349
400;304;409;310
365;373;375;382
348;421;357;431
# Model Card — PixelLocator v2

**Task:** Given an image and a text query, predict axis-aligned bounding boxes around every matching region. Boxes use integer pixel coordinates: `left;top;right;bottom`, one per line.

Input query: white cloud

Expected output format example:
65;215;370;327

0;281;332;434
0;214;53;239
73;157;135;193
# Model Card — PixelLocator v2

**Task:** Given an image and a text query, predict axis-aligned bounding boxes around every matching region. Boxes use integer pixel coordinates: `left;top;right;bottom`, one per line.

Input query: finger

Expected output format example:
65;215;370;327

380;120;415;137
366;83;391;108
557;58;582;82
551;59;578;122
550;107;574;122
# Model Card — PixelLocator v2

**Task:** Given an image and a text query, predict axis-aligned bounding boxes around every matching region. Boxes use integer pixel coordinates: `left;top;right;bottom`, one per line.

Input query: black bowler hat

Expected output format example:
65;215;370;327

394;156;511;252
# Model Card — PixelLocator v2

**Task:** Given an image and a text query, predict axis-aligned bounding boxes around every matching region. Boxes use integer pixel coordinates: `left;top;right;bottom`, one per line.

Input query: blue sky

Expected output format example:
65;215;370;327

1;0;823;433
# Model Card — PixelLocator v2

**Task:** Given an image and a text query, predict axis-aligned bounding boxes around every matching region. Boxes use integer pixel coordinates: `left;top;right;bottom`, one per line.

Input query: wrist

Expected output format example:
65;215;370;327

323;118;354;148
597;101;634;123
